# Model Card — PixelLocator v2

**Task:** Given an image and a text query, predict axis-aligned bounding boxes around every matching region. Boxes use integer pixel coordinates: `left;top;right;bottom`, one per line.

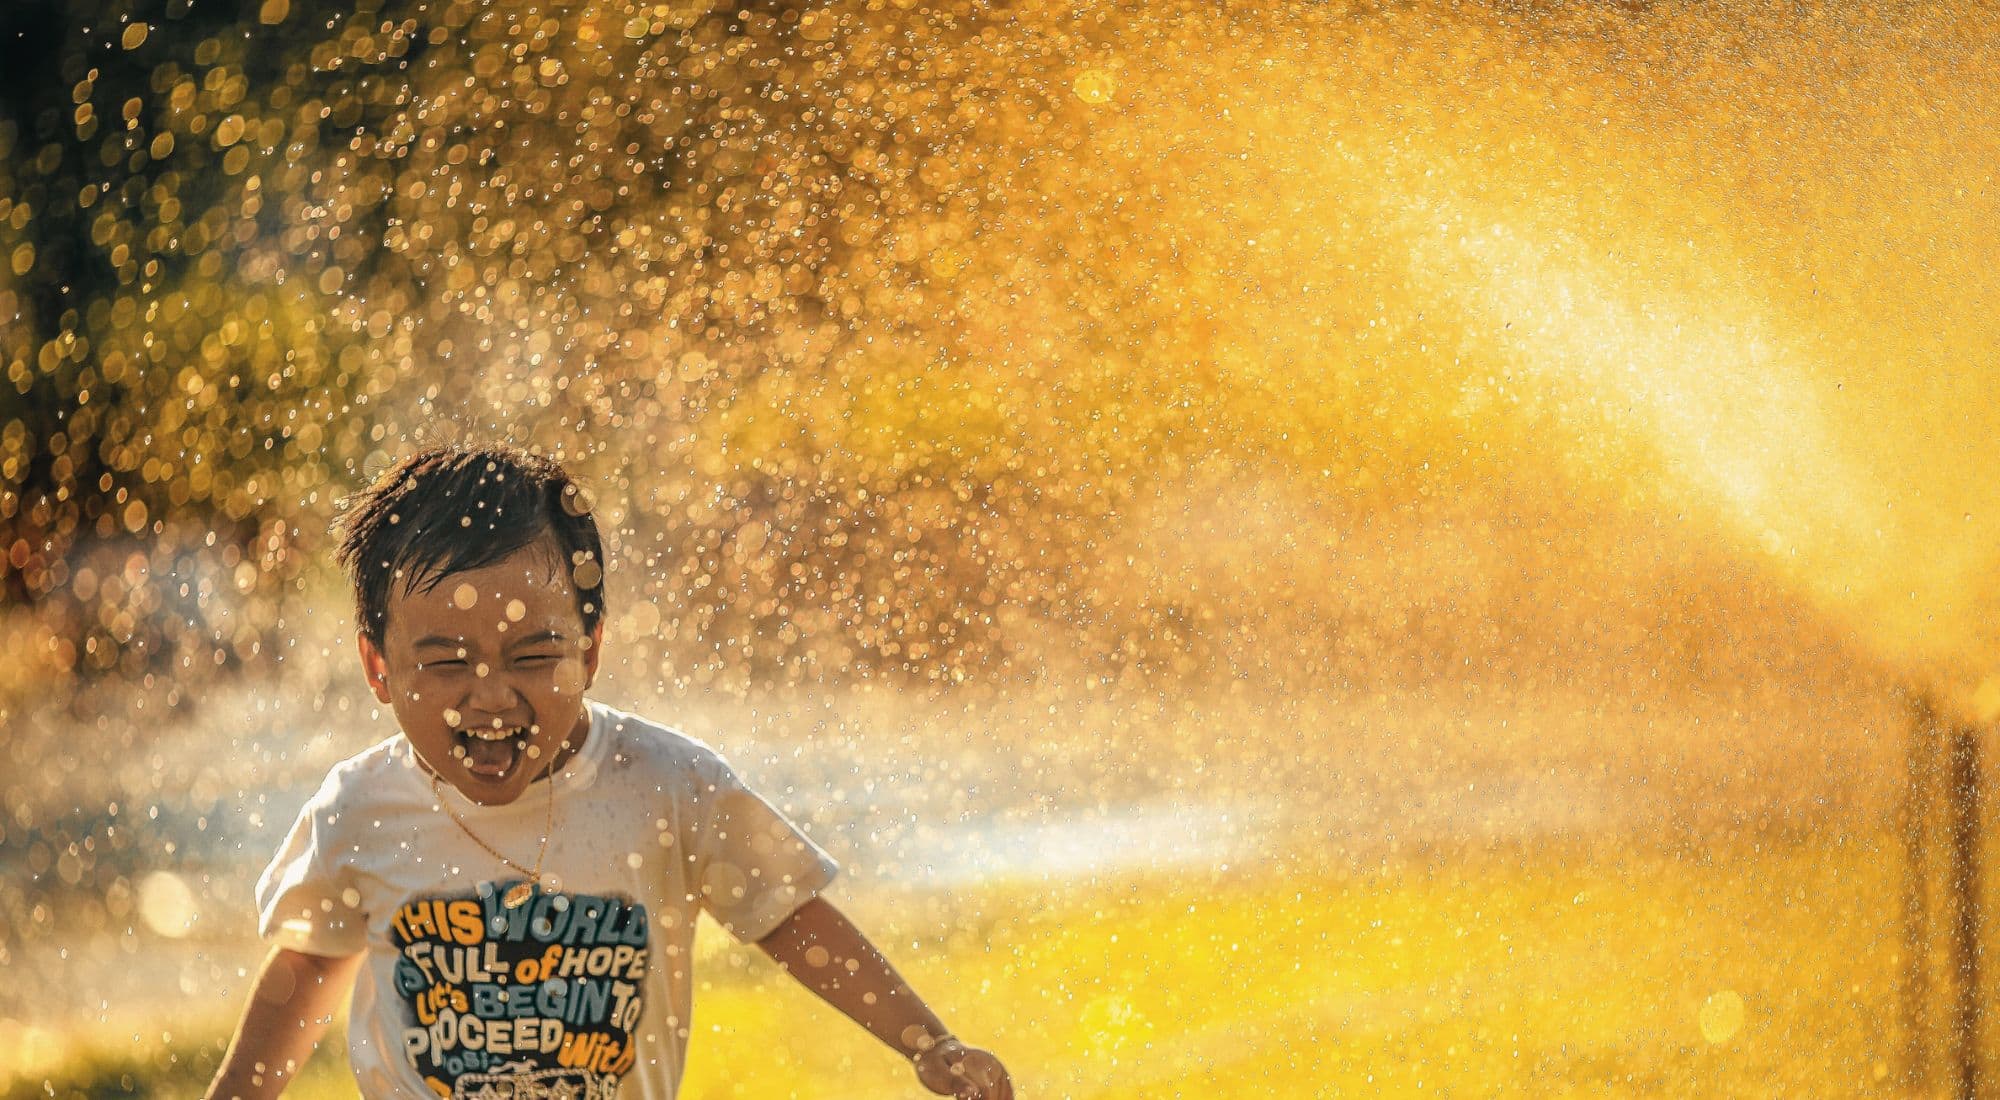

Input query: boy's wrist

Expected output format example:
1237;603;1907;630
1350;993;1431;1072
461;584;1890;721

906;1028;961;1061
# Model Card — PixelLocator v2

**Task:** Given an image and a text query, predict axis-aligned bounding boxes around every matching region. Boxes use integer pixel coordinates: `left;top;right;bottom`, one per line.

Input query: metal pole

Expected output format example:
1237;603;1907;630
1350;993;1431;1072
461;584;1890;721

1905;692;1937;1093
1946;721;1982;1100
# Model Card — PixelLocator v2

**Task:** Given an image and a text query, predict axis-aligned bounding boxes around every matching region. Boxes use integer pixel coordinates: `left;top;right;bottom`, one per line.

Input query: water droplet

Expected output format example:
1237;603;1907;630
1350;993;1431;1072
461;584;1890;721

1074;69;1116;105
1699;990;1745;1044
136;871;195;938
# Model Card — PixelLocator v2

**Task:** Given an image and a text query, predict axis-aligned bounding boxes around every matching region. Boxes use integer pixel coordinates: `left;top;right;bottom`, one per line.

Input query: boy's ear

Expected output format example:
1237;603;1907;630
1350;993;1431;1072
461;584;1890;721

582;620;605;688
356;632;393;705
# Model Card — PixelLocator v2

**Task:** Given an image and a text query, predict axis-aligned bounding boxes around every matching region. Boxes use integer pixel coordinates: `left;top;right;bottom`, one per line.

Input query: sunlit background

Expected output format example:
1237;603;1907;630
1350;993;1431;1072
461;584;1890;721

3;0;1998;1094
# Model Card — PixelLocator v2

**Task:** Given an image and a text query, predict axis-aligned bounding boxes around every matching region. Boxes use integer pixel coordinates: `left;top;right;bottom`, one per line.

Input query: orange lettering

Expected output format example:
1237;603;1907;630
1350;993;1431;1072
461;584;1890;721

447;900;483;945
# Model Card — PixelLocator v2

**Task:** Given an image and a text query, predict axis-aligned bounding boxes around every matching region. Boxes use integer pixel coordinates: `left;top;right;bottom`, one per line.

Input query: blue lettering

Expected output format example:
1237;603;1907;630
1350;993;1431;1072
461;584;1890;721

392;957;428;997
528;893;572;943
574;979;611;1026
571;902;601;946
483;888;531;942
472;983;507;1019
536;977;569;1017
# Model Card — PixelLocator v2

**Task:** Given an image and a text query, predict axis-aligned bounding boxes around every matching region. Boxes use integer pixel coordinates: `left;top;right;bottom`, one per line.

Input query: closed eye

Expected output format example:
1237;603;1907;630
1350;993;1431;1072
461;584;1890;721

420;655;557;670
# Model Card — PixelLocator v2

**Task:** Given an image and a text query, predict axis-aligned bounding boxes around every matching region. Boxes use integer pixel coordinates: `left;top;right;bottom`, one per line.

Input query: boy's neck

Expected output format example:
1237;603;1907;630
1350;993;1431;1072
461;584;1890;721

538;704;591;780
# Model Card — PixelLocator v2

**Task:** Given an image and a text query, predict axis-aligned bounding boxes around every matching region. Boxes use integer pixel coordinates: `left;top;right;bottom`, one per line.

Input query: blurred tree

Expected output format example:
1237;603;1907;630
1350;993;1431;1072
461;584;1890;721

0;0;1130;718
0;0;393;713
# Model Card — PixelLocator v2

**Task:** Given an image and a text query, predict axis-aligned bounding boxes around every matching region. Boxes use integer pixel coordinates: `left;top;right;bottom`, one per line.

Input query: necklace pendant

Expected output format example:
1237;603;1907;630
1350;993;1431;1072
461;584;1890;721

503;881;535;909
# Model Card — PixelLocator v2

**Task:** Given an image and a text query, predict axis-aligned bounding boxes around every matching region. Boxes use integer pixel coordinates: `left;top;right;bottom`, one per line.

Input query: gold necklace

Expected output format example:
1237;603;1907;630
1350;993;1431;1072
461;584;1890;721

429;763;557;909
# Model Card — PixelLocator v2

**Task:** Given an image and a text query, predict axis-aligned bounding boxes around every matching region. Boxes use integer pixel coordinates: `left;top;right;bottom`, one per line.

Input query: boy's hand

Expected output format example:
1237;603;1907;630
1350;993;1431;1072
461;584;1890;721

912;1038;1013;1099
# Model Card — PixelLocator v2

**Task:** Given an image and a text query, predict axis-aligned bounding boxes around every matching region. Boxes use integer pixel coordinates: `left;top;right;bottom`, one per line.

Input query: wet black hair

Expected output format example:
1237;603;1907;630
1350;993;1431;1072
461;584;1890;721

330;443;606;651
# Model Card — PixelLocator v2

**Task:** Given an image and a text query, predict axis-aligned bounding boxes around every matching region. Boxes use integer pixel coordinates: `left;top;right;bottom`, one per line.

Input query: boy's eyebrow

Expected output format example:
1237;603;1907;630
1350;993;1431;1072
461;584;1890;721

411;629;567;651
509;629;567;648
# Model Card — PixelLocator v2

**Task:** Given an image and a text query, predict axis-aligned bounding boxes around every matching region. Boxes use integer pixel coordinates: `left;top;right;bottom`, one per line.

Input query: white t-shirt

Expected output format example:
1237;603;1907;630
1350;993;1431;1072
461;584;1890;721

256;697;840;1098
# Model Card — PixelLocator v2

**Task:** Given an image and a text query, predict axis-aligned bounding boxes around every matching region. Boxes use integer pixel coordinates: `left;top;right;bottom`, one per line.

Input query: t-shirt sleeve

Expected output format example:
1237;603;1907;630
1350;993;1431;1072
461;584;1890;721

255;772;368;958
689;751;840;944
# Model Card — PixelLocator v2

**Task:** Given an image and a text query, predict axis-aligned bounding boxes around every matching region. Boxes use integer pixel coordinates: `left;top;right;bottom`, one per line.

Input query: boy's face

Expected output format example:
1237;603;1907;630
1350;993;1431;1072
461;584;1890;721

357;535;604;806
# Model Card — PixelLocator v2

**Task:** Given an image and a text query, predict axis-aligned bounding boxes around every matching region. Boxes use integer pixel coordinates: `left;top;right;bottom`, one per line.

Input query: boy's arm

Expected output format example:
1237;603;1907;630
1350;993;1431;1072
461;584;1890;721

204;945;364;1100
756;896;1012;1099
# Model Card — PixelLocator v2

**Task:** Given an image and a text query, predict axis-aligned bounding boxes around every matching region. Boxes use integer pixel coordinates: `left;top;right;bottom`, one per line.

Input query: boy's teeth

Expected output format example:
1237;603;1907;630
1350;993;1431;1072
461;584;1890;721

463;726;525;741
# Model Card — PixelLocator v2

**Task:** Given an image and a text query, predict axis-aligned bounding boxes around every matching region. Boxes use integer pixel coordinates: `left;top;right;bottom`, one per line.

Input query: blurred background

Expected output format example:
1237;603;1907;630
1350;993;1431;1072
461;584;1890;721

2;0;1997;1094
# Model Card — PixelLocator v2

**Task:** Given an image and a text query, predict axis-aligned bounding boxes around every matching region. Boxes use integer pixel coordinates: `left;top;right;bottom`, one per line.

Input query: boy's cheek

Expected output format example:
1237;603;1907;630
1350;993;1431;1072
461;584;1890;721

552;658;588;696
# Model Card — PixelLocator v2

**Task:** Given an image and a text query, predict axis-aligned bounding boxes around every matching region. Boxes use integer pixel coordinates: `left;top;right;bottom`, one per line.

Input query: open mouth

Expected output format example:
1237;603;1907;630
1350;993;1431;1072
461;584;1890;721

454;724;533;779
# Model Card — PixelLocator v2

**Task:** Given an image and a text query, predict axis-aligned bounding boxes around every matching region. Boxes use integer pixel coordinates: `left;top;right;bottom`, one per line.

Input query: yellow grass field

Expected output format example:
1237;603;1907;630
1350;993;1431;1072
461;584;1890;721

14;826;1928;1099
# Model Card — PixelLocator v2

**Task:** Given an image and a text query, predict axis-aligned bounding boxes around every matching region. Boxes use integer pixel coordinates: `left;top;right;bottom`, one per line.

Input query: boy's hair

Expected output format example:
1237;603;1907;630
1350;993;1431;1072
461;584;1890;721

331;444;606;650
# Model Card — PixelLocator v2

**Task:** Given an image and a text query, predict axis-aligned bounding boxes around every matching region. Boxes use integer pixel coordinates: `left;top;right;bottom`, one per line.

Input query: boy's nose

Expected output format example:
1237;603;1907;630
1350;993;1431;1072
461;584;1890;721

463;669;526;713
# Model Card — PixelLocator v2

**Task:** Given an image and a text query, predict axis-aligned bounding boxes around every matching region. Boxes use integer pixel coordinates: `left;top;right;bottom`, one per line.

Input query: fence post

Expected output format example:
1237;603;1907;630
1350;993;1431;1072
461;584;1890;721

1946;721;1982;1100
1905;692;1937;1093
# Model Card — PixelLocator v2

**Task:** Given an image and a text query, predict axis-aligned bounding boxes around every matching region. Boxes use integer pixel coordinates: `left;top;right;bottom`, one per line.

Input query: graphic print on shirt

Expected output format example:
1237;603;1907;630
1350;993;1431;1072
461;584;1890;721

390;883;649;1099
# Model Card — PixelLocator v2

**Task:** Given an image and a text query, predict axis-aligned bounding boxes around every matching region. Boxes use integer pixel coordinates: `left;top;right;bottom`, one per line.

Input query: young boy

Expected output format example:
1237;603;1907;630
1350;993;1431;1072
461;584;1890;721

206;444;1012;1099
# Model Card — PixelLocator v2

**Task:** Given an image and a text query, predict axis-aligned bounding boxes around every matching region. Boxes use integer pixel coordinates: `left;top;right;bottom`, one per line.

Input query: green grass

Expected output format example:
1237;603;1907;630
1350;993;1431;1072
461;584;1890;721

11;828;1932;1098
